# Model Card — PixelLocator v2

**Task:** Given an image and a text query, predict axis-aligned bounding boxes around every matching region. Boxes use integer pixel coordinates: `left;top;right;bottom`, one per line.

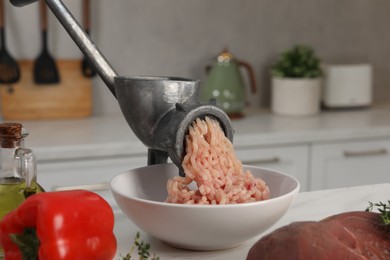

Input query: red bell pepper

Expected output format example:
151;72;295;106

0;190;116;260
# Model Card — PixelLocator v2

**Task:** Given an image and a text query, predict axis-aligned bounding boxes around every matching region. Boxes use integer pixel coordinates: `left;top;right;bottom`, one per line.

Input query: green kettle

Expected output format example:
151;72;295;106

200;48;256;118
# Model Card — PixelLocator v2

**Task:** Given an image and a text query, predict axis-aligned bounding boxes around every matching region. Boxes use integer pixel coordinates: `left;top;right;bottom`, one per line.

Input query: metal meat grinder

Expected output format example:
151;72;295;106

10;0;234;176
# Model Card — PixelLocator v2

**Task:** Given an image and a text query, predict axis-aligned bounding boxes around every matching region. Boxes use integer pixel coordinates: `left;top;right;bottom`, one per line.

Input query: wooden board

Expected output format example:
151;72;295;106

0;60;92;120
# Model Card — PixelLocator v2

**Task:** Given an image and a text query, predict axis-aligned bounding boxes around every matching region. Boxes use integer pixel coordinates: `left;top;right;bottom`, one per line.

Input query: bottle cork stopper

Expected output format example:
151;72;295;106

0;122;23;148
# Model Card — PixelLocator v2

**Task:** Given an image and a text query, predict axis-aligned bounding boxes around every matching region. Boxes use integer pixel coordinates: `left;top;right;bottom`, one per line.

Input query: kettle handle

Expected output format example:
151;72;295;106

237;60;256;94
204;63;213;75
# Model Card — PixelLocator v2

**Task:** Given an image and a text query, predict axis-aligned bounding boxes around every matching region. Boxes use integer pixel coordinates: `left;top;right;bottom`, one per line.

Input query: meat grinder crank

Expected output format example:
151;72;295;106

10;0;234;176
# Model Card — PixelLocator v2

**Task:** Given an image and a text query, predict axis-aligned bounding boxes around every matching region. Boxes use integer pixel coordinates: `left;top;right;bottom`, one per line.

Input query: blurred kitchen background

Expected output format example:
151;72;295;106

2;0;390;116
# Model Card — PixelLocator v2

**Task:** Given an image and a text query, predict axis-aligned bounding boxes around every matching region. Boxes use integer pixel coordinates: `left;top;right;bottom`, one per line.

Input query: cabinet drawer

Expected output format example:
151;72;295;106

37;156;147;211
311;139;390;190
235;145;309;191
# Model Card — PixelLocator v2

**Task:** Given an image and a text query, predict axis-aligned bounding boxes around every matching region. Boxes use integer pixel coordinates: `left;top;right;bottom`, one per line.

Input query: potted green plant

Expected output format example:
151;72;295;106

271;45;323;116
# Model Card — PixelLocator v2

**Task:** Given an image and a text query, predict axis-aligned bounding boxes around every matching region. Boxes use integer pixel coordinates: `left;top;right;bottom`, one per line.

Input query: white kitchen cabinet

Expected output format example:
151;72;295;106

35;138;390;199
311;138;390;190
236;145;310;191
37;145;310;206
22;106;390;197
37;155;147;211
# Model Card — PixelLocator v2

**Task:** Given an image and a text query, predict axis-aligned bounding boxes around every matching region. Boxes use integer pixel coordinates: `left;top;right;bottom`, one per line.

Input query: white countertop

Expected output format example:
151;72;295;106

8;107;390;258
113;183;390;259
18;104;390;162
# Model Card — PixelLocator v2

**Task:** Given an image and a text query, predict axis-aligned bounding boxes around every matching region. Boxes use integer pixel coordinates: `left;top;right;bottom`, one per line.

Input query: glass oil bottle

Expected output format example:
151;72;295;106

0;122;44;257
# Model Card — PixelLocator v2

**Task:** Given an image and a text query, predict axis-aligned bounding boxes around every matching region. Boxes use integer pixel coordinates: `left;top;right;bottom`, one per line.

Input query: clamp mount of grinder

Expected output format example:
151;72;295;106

10;0;234;176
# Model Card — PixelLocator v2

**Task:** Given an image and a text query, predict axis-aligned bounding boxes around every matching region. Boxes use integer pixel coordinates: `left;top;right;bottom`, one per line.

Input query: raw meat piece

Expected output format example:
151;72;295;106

247;211;390;260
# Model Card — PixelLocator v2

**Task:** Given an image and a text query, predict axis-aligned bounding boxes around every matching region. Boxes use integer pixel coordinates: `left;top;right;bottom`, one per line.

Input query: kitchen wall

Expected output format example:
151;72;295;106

3;0;390;116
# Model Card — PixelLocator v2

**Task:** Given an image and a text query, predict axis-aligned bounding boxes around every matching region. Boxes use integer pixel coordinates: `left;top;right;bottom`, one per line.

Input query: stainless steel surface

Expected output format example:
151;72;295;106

115;76;234;175
115;76;199;147
9;0;234;174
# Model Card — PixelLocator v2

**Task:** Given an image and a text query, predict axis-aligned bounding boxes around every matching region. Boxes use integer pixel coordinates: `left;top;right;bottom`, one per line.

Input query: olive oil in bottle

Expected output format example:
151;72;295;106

0;123;43;258
0;178;29;219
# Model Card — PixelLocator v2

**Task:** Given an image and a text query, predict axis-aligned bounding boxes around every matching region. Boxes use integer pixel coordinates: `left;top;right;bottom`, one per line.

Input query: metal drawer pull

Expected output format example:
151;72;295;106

53;183;110;192
242;156;280;165
343;148;388;157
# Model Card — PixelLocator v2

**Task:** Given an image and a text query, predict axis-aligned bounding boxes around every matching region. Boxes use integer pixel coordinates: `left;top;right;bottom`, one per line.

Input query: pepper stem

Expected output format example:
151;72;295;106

9;227;40;260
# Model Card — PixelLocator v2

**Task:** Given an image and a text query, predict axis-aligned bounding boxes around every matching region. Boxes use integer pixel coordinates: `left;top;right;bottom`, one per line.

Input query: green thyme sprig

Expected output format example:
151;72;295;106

121;232;160;260
365;200;390;225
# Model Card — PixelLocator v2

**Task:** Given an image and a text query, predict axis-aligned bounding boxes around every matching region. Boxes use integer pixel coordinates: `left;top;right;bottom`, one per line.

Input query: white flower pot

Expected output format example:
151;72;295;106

271;78;321;116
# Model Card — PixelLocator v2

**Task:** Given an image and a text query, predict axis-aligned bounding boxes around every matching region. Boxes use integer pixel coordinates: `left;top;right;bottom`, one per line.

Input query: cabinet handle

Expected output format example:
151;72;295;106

53;183;110;192
242;156;280;165
343;148;388;157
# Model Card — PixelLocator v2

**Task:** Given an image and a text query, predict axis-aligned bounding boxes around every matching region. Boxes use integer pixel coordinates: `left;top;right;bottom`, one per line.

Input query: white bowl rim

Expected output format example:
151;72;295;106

110;164;300;209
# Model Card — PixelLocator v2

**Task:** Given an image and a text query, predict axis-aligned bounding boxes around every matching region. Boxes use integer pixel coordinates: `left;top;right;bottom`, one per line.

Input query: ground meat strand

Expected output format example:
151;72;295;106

166;117;270;205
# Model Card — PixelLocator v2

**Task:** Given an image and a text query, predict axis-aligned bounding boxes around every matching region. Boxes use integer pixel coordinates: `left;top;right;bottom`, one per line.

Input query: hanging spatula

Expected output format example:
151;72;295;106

33;0;59;84
0;0;20;84
81;0;96;77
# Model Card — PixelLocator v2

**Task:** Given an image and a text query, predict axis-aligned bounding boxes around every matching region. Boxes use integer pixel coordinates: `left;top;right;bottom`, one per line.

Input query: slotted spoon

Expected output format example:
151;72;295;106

0;0;20;84
33;0;59;84
81;0;96;77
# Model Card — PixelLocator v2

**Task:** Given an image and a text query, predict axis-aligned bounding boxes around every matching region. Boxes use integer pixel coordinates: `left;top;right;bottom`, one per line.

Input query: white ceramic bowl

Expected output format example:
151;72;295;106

110;163;299;251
